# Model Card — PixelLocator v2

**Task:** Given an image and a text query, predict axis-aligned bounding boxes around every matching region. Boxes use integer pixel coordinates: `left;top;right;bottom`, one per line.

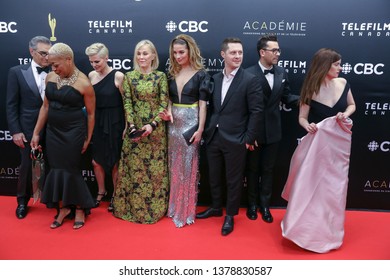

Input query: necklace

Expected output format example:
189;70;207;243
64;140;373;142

57;68;79;88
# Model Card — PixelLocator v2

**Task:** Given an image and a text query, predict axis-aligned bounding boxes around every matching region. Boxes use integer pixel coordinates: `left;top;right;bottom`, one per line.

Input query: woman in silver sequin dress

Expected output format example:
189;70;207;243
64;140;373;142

160;34;211;227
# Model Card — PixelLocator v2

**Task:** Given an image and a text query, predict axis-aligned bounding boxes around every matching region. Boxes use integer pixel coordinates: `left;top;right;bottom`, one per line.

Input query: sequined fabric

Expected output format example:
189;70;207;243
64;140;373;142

167;105;199;227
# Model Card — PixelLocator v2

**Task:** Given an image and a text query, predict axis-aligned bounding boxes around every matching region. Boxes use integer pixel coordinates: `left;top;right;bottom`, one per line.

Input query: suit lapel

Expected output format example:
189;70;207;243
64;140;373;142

271;67;283;100
255;65;272;99
22;64;40;98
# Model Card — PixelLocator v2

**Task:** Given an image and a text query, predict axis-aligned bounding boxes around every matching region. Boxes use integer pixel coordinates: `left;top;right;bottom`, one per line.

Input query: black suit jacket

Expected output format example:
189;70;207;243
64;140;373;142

246;63;298;144
204;67;263;145
6;63;43;141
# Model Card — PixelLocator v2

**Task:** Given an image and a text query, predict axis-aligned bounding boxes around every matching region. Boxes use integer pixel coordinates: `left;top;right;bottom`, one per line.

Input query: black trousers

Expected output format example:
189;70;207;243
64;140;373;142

16;145;32;205
246;141;280;208
206;130;247;216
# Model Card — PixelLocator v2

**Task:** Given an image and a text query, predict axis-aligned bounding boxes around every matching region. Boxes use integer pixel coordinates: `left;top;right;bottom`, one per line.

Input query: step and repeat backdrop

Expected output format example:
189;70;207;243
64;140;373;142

0;0;389;210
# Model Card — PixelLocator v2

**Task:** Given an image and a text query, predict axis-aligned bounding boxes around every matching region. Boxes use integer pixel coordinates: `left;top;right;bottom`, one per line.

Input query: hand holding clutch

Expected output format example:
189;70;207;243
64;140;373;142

128;129;146;139
182;125;198;146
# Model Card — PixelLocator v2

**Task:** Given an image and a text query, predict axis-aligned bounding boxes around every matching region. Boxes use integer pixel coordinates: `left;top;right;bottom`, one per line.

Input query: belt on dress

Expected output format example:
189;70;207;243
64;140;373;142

172;102;198;108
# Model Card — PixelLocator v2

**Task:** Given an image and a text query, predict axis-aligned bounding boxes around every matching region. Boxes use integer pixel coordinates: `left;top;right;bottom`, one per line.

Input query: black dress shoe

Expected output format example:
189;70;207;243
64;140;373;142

259;207;273;223
221;215;234;236
16;204;28;219
246;205;258;220
196;207;223;219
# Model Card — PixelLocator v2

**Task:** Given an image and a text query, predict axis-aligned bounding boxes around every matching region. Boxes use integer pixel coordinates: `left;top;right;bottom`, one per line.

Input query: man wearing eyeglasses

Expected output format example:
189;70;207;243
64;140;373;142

245;34;299;223
6;36;51;219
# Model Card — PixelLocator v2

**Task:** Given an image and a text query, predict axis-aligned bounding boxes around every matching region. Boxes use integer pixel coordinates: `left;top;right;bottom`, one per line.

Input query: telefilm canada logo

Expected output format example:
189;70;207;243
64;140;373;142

165;20;209;33
364;102;389;116
82;170;96;182
242;20;307;37
278;60;307;74
341;22;390;37
87;19;133;34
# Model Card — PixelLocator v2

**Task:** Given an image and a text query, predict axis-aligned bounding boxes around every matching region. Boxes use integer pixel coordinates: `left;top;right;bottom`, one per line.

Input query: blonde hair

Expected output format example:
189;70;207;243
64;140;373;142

133;39;159;71
85;42;109;57
49;42;74;59
168;34;204;77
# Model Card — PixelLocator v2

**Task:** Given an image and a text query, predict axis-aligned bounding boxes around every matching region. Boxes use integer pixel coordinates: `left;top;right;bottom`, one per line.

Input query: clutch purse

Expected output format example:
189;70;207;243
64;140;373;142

30;147;45;203
182;125;198;146
128;129;146;139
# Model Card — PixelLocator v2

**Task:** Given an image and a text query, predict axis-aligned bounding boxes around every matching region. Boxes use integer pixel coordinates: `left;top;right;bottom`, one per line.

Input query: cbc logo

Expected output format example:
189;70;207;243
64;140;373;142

0;22;17;33
367;140;389;152
108;58;132;71
166;20;208;33
0;131;13;141
341;62;384;75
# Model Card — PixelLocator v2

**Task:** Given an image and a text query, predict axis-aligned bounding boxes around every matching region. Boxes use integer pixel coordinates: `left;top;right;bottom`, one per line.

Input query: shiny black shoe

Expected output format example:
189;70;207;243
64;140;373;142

259;207;273;223
221;215;234;236
246;204;258;220
196;207;223;219
16;204;28;219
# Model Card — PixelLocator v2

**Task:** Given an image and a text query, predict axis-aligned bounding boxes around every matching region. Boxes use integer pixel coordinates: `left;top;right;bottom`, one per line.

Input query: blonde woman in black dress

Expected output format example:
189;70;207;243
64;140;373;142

85;43;125;212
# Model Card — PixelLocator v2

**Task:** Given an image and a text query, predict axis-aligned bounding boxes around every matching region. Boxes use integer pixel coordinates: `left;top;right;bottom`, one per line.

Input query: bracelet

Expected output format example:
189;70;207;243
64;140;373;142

150;122;157;130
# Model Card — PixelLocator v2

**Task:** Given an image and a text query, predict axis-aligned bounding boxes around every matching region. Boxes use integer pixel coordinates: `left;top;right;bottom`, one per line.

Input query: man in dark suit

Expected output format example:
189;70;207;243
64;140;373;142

245;34;299;223
196;37;263;236
6;36;51;219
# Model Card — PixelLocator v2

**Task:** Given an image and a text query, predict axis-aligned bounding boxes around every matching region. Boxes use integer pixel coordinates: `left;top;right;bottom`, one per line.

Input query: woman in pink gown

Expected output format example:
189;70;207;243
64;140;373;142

281;48;356;253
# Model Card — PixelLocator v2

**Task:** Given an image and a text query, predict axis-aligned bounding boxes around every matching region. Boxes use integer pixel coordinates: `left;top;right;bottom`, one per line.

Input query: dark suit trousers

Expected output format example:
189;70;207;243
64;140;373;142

17;144;33;205
246;142;279;208
206;129;247;216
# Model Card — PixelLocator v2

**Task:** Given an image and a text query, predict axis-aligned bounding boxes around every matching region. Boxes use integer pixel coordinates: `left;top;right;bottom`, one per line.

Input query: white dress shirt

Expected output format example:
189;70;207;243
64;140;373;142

259;61;274;90
221;67;239;104
31;60;48;100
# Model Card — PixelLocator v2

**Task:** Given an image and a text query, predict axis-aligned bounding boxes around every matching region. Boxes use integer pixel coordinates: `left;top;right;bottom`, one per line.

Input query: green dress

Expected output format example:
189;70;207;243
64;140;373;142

113;70;169;224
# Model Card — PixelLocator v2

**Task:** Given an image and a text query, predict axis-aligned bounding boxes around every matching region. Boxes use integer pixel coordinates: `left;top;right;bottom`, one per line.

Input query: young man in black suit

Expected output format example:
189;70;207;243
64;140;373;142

196;37;263;236
6;36;51;219
245;34;299;223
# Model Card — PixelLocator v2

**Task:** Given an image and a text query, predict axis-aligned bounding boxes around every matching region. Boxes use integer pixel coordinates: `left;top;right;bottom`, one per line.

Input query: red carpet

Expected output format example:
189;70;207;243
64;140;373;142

0;195;389;260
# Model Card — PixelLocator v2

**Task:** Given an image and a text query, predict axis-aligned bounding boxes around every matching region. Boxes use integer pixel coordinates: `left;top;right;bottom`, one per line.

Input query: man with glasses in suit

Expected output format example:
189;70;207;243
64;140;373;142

245;34;299;223
6;36;51;219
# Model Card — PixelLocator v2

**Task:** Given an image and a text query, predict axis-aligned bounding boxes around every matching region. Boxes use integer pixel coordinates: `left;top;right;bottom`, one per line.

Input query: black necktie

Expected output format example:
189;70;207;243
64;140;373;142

264;68;274;75
36;66;49;74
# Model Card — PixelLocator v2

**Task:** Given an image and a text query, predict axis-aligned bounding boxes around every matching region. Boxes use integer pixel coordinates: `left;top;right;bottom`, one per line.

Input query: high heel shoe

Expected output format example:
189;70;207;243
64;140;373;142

107;196;114;212
73;208;85;230
50;208;71;229
94;191;107;208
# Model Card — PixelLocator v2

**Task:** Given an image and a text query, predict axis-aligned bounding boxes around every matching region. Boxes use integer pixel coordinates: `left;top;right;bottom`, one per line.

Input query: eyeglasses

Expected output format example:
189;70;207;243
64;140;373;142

35;50;49;57
263;48;281;55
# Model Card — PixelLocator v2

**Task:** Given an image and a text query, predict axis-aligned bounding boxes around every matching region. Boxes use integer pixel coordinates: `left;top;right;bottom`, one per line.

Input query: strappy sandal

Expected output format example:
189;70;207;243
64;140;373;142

50;207;71;229
94;191;107;208
73;208;85;230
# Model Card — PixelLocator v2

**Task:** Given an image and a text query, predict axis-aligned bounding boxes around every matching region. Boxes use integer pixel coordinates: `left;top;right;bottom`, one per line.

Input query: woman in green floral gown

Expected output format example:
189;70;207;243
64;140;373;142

112;40;169;224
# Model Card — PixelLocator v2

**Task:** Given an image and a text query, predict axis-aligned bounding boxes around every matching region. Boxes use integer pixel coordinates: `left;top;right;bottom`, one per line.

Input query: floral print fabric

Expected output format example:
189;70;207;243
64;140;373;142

113;70;169;224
